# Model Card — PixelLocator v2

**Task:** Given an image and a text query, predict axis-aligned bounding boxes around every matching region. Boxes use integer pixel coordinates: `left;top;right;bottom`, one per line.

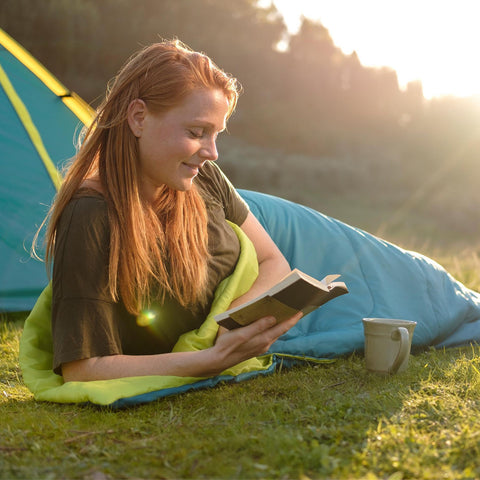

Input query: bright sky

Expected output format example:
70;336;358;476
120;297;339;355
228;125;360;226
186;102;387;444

268;0;480;99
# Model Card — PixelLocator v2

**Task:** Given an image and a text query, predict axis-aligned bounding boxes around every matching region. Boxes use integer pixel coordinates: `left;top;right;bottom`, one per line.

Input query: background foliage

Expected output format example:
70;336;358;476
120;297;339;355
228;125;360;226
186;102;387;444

1;0;479;244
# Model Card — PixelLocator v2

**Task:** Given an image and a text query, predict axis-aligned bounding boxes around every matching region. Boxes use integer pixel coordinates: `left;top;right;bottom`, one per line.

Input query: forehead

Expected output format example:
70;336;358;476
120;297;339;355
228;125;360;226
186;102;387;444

168;89;230;129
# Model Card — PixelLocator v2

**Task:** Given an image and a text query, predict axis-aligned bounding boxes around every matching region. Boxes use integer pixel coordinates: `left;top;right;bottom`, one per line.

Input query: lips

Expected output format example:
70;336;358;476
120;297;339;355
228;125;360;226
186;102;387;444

182;161;204;175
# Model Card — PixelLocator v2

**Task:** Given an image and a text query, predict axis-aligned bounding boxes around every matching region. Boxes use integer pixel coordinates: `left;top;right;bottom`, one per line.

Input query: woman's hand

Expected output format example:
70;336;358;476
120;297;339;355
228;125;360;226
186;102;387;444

211;311;303;372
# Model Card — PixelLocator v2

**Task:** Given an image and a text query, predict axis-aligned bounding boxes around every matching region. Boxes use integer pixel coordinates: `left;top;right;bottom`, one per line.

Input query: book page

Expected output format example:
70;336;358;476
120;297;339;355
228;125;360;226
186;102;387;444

228;296;299;327
321;274;341;285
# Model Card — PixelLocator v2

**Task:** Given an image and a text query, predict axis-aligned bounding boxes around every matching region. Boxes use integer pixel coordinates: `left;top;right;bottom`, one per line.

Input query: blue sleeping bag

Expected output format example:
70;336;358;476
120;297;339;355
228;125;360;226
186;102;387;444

239;190;480;355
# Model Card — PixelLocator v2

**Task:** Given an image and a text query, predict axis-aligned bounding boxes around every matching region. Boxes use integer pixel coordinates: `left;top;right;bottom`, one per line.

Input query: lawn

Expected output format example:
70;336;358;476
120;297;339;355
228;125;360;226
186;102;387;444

2;137;480;479
1;314;479;479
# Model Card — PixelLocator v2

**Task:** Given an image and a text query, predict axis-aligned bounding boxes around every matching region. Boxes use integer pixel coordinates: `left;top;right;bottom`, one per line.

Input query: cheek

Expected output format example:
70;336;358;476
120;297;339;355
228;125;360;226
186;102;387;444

173;137;198;157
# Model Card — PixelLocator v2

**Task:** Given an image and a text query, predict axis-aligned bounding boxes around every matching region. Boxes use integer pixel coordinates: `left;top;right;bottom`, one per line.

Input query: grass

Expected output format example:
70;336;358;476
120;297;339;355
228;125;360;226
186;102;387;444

2;137;480;479
1;315;480;479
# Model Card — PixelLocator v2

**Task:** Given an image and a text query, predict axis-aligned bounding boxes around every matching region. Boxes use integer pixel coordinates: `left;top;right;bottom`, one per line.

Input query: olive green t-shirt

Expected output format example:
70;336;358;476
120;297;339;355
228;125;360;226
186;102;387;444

51;162;249;374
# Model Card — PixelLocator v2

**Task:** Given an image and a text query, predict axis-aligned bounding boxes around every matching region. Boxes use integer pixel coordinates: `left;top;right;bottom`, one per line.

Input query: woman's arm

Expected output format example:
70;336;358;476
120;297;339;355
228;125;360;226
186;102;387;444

228;211;291;309
61;311;302;382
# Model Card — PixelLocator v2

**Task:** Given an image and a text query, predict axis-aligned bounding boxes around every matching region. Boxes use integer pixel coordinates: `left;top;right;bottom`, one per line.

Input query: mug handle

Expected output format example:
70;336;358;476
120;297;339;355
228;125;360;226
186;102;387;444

389;327;410;374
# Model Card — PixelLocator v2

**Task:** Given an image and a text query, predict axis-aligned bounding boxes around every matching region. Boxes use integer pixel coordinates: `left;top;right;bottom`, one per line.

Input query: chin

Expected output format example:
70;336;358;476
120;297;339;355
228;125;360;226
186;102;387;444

173;179;195;192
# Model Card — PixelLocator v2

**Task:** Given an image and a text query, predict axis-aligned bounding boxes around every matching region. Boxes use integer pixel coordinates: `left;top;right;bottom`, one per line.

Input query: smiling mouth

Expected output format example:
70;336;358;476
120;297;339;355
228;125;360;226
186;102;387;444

183;162;204;174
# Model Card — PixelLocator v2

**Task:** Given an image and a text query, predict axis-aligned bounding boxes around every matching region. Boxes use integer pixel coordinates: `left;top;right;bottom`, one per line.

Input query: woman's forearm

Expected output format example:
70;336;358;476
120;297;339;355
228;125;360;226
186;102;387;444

61;313;302;383
61;348;220;382
229;212;292;310
227;253;291;310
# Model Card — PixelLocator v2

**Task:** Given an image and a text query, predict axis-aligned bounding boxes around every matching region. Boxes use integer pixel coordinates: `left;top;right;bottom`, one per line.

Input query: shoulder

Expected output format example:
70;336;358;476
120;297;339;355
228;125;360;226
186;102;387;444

63;190;108;222
57;190;109;244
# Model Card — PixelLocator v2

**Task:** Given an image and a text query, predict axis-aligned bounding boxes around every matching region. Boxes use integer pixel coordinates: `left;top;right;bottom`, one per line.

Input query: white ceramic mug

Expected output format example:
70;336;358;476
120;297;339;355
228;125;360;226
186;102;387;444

362;318;417;374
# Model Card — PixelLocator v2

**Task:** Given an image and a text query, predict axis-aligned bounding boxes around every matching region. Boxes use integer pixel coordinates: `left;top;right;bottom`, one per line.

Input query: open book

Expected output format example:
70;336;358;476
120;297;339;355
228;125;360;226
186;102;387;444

214;268;348;330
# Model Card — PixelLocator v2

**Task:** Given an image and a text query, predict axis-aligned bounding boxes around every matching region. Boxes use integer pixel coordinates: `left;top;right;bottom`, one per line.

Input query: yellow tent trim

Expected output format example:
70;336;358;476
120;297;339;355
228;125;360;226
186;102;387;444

0;63;62;190
62;91;95;127
0;28;94;126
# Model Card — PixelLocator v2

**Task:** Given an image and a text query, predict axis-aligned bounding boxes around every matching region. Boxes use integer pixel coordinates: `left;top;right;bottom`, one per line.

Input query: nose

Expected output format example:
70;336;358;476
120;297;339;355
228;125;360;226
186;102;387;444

199;137;218;162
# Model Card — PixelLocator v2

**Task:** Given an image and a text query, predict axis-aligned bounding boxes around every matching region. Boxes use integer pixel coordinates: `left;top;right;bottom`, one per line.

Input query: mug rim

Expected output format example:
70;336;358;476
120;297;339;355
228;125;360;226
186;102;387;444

362;318;417;326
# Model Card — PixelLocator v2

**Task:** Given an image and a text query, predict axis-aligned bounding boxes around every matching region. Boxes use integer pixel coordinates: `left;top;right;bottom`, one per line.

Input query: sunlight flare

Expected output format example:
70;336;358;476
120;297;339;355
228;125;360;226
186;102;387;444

269;0;480;98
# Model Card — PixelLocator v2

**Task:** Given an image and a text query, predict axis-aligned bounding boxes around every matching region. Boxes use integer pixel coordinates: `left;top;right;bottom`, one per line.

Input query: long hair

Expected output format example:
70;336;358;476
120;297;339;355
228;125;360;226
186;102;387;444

43;40;240;315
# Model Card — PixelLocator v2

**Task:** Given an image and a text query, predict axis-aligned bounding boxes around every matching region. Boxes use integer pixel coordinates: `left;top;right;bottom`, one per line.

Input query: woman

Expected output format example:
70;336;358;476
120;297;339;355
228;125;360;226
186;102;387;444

45;39;302;382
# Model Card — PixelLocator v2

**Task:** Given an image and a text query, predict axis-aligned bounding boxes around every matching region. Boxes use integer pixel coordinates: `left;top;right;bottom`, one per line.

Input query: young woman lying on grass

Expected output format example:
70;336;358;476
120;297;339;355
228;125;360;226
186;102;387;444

41;40;302;382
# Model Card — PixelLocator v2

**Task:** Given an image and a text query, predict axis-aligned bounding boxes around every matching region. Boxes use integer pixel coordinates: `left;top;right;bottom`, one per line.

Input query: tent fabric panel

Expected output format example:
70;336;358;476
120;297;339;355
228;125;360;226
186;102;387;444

0;45;80;170
0;34;87;311
0;83;55;249
0;85;53;310
0;63;61;189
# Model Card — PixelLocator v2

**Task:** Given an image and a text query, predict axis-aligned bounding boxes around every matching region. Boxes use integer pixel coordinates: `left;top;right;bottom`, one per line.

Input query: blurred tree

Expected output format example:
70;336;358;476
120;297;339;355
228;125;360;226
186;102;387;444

3;0;477;226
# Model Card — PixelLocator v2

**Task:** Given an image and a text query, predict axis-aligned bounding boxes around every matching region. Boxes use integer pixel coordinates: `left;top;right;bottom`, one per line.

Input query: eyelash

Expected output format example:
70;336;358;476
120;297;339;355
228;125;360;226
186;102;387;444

189;130;204;139
188;130;222;140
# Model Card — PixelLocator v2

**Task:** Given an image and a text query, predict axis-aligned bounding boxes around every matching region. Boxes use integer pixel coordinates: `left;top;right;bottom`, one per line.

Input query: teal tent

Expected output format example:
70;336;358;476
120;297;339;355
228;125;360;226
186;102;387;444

0;28;93;311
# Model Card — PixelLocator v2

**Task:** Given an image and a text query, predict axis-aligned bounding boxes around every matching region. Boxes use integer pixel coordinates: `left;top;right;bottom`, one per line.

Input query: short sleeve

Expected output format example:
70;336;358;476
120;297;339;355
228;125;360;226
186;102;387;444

51;194;125;374
196;162;249;226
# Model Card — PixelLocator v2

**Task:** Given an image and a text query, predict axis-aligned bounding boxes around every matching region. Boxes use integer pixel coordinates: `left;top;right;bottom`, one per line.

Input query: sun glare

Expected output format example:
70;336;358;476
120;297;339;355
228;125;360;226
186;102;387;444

269;0;480;99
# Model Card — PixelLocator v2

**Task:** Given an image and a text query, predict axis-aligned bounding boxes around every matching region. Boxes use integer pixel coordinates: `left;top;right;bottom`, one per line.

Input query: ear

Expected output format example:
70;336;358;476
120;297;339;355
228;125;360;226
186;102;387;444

127;99;147;137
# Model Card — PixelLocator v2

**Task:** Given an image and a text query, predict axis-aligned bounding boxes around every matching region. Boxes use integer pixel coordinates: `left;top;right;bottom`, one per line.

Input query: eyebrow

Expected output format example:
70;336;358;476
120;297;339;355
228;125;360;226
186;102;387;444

191;120;226;132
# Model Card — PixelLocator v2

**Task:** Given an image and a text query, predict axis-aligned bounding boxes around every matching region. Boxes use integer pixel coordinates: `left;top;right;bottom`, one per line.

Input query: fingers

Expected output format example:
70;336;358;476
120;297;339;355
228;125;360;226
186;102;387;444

248;311;303;345
268;311;303;338
236;311;303;340
214;311;304;365
235;315;277;337
256;311;304;354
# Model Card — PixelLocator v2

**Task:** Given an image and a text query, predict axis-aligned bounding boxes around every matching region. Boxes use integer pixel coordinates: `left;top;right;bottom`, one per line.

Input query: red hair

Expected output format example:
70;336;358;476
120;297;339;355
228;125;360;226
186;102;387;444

44;40;240;314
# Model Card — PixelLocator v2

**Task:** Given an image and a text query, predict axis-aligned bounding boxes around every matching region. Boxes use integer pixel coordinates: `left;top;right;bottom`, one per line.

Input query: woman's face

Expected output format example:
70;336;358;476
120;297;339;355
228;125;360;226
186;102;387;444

128;89;230;200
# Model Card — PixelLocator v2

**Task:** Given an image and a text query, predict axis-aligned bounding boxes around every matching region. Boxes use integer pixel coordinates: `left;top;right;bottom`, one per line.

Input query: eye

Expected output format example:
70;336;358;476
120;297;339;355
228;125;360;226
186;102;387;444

188;129;204;139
